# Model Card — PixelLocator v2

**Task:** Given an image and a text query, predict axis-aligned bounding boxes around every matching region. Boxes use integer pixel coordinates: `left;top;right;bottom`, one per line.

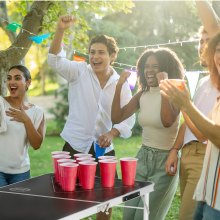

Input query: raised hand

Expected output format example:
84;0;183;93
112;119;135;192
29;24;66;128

57;15;75;31
118;70;131;86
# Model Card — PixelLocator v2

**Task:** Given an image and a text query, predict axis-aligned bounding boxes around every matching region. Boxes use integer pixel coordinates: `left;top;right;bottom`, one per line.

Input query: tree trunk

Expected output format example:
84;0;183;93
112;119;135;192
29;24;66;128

0;1;53;96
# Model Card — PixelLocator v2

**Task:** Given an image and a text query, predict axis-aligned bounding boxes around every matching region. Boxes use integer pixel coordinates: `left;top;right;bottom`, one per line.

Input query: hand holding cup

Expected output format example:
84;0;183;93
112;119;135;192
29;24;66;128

159;79;191;111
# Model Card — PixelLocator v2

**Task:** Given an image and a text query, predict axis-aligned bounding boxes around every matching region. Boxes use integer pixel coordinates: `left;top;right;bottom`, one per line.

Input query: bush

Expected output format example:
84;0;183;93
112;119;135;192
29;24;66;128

48;86;68;134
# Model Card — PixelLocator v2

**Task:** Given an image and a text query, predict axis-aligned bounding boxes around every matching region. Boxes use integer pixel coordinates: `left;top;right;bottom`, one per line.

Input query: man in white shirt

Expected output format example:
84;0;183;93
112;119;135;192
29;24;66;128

48;14;135;220
48;15;134;158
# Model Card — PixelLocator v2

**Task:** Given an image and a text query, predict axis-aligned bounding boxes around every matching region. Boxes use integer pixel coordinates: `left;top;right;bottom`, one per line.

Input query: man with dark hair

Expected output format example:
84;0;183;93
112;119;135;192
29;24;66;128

48;15;135;220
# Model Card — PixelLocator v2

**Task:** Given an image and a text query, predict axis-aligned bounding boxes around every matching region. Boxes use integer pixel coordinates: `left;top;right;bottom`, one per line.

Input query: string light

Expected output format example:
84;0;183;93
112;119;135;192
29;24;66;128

0;16;205;74
62;45;137;70
118;39;199;51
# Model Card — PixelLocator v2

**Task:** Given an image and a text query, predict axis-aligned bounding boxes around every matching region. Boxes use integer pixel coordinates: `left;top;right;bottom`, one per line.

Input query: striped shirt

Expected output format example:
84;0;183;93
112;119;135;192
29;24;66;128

194;98;220;211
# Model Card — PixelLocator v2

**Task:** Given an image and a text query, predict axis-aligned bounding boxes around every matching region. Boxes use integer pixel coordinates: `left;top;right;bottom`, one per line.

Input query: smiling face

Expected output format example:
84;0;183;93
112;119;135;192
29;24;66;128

89;43;115;75
7;68;31;98
214;42;220;75
144;55;160;87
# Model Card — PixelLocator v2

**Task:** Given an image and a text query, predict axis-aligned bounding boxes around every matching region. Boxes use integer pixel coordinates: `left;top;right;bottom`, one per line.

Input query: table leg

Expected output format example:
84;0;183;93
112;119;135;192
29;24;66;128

141;194;149;220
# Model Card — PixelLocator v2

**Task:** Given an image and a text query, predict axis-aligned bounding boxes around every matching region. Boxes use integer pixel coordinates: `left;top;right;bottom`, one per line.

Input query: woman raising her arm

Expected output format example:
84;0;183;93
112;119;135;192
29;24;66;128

112;47;184;220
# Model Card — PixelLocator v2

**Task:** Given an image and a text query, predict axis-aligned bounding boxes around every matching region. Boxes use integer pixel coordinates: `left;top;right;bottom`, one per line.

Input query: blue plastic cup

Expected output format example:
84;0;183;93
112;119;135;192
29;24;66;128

95;141;106;158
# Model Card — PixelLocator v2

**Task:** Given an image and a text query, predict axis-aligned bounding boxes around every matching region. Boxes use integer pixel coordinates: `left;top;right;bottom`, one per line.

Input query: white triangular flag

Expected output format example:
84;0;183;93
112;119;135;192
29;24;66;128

185;71;201;98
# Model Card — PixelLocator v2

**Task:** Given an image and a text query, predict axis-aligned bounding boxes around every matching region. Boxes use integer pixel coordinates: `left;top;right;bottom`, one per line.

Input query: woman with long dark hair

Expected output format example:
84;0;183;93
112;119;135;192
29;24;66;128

0;65;45;187
112;47;184;220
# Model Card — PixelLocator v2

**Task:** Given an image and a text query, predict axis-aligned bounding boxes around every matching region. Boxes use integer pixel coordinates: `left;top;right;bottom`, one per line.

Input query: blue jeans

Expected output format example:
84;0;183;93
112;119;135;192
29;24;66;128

194;201;220;220
0;171;30;187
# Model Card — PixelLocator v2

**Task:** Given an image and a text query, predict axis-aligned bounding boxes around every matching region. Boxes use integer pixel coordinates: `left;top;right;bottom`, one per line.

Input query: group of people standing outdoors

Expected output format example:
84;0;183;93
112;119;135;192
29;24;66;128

0;1;220;220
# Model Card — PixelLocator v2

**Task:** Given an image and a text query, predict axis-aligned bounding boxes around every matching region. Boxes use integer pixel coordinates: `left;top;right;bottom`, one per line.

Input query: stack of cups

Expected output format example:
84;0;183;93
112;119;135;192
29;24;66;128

98;156;116;161
120;157;138;186
73;153;93;160
52;153;71;183
78;161;97;189
76;157;95;163
74;153;94;185
99;159;117;188
51;151;71;156
59;162;79;191
57;158;76;185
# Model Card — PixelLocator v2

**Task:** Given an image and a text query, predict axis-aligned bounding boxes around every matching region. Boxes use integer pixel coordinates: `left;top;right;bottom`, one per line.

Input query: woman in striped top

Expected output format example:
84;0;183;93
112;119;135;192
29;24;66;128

159;32;220;220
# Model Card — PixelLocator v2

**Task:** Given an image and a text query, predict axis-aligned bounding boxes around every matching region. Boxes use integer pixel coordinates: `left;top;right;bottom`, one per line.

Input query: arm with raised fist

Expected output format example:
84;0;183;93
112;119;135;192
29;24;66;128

49;15;75;55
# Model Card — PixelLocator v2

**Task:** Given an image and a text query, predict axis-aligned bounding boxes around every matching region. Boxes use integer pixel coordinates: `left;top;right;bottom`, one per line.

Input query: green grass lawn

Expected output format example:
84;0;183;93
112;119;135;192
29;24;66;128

29;135;180;220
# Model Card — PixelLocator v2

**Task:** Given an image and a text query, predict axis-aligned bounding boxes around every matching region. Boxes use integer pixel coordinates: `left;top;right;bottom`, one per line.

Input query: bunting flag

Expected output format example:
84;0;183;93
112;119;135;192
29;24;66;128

73;54;86;62
125;69;137;90
185;71;201;97
0;16;205;77
29;33;51;44
6;22;21;32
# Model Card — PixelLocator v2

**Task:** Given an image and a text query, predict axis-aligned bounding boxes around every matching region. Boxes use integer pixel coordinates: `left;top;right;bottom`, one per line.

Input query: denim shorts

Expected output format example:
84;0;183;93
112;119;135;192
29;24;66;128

0;170;30;187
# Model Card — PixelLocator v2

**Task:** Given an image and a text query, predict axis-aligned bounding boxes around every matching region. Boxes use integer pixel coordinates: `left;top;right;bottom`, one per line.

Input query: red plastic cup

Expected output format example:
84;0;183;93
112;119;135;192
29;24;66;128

120;157;138;186
76;157;95;163
73;153;93;160
51;151;70;155
57;159;76;184
168;79;185;90
76;157;95;184
52;154;71;182
98;156;117;161
59;162;78;191
78;161;97;189
99;160;117;188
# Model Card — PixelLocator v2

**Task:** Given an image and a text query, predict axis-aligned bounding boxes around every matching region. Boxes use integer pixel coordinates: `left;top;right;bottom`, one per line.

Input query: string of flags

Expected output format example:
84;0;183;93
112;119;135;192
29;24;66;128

1;14;199;49
1;17;51;44
1;15;204;82
6;22;21;32
29;33;51;44
70;48;137;70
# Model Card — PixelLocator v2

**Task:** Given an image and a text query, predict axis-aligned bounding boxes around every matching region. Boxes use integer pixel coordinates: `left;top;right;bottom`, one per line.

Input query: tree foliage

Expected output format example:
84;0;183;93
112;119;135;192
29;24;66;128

91;1;202;71
0;0;133;95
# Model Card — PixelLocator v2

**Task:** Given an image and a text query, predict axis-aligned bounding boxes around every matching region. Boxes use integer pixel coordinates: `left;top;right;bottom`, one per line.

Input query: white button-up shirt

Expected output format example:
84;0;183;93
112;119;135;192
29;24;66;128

48;50;135;153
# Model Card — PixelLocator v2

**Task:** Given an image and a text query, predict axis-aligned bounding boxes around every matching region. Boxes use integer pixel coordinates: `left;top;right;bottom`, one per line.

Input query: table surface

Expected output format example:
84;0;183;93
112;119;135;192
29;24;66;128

0;173;154;220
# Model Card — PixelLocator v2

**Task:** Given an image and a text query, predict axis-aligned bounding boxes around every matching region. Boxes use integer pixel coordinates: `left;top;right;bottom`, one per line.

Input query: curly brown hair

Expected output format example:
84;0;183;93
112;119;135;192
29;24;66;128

136;47;185;91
